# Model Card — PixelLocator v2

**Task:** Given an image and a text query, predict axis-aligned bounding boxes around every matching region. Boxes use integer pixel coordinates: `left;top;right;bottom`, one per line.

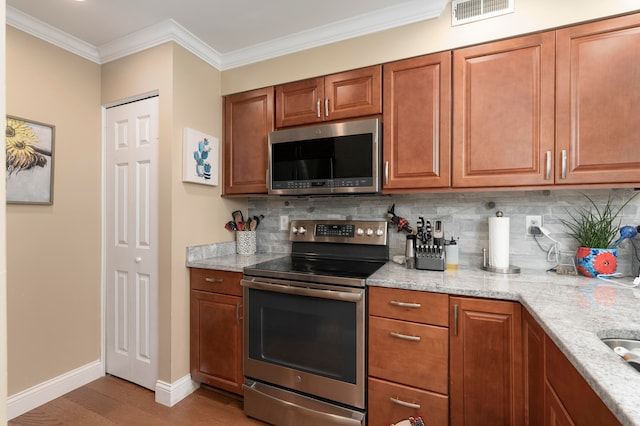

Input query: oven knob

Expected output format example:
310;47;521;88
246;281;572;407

292;226;298;234
297;226;307;235
376;229;384;237
356;228;364;236
366;228;374;236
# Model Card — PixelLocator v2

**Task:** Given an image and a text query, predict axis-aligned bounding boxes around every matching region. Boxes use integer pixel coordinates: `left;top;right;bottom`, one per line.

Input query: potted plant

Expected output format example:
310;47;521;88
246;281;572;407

561;192;638;277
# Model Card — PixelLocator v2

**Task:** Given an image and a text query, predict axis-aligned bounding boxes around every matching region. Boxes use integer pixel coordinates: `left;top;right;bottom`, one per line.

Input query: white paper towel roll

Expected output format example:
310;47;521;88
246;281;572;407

489;216;510;268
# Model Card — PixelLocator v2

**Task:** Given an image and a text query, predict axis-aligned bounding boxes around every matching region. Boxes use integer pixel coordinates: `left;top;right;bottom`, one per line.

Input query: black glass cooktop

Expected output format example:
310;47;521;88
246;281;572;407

244;255;386;287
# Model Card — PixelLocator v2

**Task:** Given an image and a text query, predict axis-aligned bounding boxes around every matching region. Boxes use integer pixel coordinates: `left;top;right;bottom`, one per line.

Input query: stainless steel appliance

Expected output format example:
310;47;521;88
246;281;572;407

268;118;382;196
242;219;389;426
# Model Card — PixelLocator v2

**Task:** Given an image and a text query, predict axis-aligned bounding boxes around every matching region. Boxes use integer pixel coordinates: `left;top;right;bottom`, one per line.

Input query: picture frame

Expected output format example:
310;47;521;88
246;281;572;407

182;127;219;186
6;115;55;205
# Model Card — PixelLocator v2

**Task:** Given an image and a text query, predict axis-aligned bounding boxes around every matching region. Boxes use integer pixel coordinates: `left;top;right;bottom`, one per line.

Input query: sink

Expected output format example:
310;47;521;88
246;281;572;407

602;338;640;372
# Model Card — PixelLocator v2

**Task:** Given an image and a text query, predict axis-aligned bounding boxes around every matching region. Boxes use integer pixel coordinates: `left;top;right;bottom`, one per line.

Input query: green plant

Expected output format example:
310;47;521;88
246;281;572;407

560;192;639;248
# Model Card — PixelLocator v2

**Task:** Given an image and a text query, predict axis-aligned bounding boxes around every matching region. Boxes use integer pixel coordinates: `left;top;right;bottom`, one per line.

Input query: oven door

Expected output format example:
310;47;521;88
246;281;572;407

241;276;366;410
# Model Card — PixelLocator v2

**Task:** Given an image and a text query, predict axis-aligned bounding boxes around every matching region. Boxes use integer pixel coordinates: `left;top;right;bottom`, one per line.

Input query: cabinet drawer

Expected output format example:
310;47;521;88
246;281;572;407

190;268;242;296
369;286;448;326
368;377;448;426
369;316;448;394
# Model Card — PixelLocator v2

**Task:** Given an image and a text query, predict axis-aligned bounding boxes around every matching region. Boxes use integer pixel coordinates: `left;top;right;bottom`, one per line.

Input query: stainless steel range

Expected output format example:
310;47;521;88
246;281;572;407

241;219;389;426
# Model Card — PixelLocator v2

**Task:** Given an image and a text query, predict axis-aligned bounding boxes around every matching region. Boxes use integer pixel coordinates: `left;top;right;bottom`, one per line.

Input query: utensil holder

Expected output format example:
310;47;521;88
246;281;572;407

236;231;256;255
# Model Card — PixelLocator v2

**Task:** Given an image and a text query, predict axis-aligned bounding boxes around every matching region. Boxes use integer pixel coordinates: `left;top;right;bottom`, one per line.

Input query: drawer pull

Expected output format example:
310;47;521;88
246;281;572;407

205;277;224;283
390;396;421;410
389;300;421;309
390;332;421;342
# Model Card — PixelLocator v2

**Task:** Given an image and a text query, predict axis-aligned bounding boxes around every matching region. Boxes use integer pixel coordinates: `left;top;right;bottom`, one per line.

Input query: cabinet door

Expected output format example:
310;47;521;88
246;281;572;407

190;290;243;395
544;335;620;425
223;87;274;195
324;65;382;121
449;297;523;426
556;13;640;185
383;53;451;191
544;381;576;426
275;77;324;127
452;32;555;188
523;309;544;426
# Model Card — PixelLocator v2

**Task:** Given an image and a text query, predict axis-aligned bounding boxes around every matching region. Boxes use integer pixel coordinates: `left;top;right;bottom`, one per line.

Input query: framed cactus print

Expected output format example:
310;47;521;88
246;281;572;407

182;127;219;186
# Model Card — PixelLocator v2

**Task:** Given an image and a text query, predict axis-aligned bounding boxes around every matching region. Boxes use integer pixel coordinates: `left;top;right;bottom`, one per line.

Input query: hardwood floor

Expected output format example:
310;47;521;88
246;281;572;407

9;375;269;425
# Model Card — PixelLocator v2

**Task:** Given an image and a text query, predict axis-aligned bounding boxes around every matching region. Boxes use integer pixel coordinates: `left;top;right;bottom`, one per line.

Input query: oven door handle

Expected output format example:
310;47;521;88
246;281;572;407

241;278;363;302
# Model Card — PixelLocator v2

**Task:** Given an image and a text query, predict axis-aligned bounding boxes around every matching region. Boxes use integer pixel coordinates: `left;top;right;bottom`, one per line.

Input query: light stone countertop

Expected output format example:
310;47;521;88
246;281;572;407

187;254;640;425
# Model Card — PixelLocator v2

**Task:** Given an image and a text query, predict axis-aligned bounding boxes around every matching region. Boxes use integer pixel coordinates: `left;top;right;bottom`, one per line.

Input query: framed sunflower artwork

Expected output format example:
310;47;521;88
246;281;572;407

5;116;55;205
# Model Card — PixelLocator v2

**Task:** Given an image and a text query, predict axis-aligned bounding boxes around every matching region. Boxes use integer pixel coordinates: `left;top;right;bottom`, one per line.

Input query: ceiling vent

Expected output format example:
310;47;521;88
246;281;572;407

451;0;514;26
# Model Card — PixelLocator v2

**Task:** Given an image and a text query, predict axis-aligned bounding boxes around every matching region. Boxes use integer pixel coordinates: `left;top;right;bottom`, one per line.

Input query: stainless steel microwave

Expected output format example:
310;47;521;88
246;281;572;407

268;118;382;196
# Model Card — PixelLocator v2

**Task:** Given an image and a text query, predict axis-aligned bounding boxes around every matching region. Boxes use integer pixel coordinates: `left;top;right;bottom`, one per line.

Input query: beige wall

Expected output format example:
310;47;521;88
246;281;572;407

102;43;244;383
6;27;102;394
222;0;640;94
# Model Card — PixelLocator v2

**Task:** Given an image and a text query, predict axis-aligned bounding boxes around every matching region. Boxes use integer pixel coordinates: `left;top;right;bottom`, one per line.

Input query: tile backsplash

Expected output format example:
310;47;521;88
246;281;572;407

248;188;640;275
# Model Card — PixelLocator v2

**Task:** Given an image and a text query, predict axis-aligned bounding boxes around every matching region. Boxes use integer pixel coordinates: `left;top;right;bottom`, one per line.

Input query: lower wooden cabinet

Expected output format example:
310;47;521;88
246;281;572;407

449;296;523;426
523;308;621;426
368;377;449;426
368;287;449;426
544;334;620;425
189;268;244;395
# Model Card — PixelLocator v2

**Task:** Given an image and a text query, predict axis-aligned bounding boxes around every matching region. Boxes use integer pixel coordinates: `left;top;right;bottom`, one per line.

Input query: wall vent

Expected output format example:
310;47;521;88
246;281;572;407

452;0;514;26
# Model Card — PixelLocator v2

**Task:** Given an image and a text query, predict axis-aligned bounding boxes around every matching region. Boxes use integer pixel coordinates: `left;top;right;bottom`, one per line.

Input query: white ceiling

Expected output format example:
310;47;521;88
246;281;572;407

6;0;450;70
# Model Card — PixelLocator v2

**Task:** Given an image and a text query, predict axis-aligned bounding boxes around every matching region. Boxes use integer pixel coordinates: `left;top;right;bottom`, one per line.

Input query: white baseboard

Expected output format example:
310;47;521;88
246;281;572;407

7;360;102;420
155;374;199;407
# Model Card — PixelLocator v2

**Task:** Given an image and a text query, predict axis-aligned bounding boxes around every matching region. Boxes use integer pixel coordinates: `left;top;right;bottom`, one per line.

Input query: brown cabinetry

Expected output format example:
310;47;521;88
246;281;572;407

189;268;243;395
555;13;640;185
452;32;555;188
383;52;451;191
449;296;523;426
223;87;274;195
275;65;381;127
522;309;620;425
368;287;449;426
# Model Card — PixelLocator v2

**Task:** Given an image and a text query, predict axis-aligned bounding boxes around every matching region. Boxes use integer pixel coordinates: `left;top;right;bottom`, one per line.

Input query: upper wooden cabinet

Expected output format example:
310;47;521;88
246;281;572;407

452;32;556;188
275;65;382;127
555;13;640;185
223;87;274;195
383;52;452;191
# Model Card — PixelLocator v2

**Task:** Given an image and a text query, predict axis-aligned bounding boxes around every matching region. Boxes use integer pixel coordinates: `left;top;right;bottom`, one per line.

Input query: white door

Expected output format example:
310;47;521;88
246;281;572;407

105;96;159;390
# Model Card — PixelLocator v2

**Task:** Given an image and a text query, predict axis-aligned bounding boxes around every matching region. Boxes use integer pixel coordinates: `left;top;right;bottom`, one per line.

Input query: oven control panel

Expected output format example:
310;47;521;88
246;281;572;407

289;220;388;245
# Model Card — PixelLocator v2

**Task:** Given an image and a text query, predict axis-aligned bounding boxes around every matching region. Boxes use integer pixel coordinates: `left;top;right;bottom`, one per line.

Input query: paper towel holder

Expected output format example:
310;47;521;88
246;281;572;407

482;247;521;274
481;211;521;274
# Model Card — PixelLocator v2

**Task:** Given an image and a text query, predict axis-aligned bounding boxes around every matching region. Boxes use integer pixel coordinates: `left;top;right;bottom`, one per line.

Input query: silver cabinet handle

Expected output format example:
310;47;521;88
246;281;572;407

389;300;421;309
384;161;389;185
324;98;329;117
389;332;421;342
545;150;552;180
205;277;224;283
561;149;567;179
390;396;421;409
316;99;321;118
453;303;459;336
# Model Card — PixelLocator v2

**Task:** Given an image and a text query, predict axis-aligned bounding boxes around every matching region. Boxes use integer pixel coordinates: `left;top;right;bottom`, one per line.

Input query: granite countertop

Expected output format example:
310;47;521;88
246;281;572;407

187;254;640;425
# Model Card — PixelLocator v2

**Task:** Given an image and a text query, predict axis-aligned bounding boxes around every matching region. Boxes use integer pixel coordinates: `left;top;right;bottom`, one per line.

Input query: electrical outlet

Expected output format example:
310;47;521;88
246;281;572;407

279;215;289;231
525;215;543;237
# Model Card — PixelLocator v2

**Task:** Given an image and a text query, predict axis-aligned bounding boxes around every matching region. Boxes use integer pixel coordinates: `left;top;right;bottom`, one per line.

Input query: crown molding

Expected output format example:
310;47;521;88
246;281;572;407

221;0;449;70
6;6;101;63
6;0;448;70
